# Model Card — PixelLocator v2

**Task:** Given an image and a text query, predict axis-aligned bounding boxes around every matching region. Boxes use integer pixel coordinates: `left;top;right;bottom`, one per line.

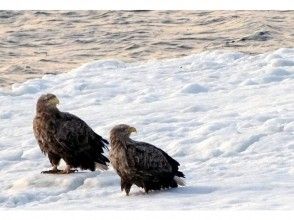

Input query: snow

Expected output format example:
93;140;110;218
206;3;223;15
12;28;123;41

0;48;293;209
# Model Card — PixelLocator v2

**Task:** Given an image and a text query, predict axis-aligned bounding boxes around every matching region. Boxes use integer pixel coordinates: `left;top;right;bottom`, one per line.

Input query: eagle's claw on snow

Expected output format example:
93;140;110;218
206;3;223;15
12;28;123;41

41;169;62;174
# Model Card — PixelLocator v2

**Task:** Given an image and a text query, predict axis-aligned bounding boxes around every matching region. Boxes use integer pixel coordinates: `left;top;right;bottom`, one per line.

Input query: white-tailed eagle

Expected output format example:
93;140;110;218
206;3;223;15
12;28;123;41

33;93;109;174
109;124;185;195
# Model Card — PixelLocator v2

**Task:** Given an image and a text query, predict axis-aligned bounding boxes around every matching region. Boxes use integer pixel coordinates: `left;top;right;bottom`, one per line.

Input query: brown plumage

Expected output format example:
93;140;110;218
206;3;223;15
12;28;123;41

33;93;109;174
110;124;185;195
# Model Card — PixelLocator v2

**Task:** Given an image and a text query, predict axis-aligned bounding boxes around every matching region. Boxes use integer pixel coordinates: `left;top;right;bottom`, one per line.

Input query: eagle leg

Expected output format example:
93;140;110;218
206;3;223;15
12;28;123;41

60;165;78;174
41;165;62;174
125;183;132;196
142;182;150;194
120;179;132;195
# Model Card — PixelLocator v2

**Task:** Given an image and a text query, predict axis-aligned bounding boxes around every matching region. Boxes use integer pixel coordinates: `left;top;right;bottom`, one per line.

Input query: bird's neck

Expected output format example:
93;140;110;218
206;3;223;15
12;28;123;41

36;105;59;115
110;135;131;149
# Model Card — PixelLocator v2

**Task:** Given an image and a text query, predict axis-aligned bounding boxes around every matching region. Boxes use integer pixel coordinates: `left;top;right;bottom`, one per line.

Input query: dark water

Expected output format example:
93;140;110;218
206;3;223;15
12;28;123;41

0;11;293;88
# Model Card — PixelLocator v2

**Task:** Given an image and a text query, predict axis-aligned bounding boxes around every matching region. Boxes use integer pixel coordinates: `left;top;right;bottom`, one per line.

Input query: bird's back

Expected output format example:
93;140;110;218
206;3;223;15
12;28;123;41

127;141;173;174
54;111;109;169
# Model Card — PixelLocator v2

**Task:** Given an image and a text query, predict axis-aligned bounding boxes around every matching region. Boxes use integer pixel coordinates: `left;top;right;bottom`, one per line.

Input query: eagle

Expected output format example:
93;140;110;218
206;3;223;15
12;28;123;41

109;124;185;195
33;93;109;174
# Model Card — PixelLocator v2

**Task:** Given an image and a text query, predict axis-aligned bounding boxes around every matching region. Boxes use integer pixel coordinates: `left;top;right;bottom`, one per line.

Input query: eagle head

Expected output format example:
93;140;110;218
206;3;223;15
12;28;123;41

36;93;60;112
110;124;137;139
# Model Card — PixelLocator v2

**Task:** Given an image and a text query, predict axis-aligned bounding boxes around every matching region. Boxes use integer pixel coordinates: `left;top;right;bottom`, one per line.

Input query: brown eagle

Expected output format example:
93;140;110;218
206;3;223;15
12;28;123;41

33;93;109;174
110;124;185;195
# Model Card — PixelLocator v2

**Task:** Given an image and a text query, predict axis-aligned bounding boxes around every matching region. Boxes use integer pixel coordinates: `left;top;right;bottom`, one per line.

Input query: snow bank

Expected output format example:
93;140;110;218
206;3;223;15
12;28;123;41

0;49;293;209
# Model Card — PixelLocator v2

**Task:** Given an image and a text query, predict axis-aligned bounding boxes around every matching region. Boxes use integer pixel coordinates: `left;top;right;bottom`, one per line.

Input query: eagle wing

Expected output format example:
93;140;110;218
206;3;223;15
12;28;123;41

126;141;179;176
53;112;108;156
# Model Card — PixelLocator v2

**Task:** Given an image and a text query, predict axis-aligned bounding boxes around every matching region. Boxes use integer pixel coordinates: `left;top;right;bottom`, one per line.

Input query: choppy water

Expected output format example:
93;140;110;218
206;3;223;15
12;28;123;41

0;10;293;88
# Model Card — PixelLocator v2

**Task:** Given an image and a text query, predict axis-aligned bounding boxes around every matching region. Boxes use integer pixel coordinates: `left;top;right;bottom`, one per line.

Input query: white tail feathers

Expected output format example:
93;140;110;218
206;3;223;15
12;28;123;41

95;163;108;171
174;176;186;186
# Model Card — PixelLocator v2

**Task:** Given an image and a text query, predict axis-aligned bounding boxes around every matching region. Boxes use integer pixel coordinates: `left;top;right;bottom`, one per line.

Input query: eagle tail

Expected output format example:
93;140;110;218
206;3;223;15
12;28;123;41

96;154;109;163
94;133;109;149
102;137;109;146
176;171;185;178
174;176;186;186
95;162;109;171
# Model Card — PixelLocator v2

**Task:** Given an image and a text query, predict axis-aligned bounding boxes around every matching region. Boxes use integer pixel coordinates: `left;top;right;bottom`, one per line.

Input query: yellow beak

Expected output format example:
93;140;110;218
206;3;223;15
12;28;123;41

128;127;137;133
50;97;60;105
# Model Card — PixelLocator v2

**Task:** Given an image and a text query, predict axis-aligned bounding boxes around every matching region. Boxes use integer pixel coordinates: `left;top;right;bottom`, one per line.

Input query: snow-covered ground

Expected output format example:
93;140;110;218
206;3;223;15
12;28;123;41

0;49;293;209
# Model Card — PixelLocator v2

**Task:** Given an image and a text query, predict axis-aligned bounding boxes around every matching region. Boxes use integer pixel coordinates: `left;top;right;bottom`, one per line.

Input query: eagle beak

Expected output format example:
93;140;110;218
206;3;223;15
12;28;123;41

50;97;60;106
129;127;137;134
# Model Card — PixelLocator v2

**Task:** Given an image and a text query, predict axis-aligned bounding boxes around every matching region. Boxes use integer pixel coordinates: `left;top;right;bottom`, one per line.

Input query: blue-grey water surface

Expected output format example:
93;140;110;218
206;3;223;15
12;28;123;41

0;11;293;88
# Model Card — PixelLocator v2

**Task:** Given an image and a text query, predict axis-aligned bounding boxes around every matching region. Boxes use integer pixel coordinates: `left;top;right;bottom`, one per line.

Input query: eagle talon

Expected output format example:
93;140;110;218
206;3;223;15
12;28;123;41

41;169;62;174
61;169;78;174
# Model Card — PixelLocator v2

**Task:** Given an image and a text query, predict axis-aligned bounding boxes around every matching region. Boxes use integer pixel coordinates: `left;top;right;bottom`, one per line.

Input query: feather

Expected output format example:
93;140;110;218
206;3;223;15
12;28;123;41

95;162;109;171
174;176;186;186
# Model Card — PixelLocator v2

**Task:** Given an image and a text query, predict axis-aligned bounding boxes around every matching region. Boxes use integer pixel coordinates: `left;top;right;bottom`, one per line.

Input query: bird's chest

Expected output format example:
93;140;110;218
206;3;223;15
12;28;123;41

34;117;59;151
110;147;131;175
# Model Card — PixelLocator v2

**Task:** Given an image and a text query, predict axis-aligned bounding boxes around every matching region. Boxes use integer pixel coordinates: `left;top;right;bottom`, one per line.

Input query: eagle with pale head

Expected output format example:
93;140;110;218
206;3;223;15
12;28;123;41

110;124;185;195
33;93;109;174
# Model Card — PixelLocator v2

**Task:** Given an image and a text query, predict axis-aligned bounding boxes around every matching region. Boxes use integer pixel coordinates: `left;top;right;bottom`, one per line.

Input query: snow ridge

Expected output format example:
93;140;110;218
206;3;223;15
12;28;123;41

0;49;293;209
